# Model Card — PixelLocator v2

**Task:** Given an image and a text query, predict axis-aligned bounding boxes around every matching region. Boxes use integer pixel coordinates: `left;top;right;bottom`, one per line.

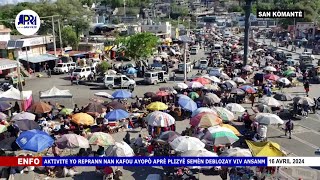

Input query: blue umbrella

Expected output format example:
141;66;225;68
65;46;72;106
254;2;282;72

112;90;132;99
127;67;137;74
105;109;129;121
178;95;197;112
0;102;11;111
16;129;54;152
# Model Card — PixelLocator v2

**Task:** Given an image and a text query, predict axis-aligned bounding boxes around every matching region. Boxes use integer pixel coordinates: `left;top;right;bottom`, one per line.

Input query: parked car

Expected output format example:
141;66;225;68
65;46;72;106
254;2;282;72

144;70;169;85
71;67;93;79
53;62;76;74
104;74;136;89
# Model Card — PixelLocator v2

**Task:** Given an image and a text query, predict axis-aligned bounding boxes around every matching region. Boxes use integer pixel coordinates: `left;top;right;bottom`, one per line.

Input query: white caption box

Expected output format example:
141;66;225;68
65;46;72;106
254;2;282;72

268;157;320;167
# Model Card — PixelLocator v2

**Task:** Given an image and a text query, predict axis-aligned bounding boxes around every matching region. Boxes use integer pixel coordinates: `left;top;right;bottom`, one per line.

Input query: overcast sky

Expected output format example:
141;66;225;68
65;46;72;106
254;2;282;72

0;0;38;5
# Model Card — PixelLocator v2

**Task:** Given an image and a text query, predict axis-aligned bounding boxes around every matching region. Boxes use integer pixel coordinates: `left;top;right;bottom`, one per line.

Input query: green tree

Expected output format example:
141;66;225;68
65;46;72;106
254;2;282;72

118;32;159;61
96;61;111;75
61;26;79;49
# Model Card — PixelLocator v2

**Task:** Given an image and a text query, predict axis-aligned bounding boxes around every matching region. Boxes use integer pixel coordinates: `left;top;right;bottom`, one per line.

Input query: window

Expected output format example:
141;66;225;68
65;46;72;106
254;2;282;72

155;27;158;30
56;64;63;67
74;69;81;72
122;77;129;81
149;27;153;30
86;68;90;71
145;73;151;77
67;64;71;67
106;77;113;81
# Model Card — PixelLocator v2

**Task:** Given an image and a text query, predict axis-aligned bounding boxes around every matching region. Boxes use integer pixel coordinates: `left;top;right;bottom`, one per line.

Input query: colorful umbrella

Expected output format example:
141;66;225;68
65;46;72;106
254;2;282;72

239;85;256;94
178;95;197;112
193;77;210;85
104;101;126;110
0;125;7;133
157;131;181;143
190;112;222;128
264;74;279;81
202;126;239;146
191;107;217;117
220;147;252;157
29;102;52;114
188;92;199;100
221;124;241;136
112;90;132;99
169;136;205;152
156;91;169;97
225;103;245;113
16;129;54;152
83;102;106;115
59;108;73;115
105;141;134;156
0;102;11;112
12;112;35;121
283;70;295;76
72;113;94;125
88;132;115;146
56;134;90;149
214;107;235;122
230;88;245;95
144;92;156;98
146;111;175;127
187;81;203;89
14;120;40;131
259;96;281;107
105;109;129;121
146;101;168;111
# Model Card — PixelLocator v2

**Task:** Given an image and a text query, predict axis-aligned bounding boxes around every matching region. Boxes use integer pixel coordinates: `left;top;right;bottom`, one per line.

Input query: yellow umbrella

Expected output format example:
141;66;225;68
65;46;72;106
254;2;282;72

72;113;95;126
221;124;241;136
146;101;168;111
245;140;286;157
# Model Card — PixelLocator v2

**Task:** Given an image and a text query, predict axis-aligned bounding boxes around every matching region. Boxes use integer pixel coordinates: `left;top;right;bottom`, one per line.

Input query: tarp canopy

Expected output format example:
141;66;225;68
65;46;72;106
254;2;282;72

0;87;32;101
245;140;286;157
20;54;58;64
40;86;73;99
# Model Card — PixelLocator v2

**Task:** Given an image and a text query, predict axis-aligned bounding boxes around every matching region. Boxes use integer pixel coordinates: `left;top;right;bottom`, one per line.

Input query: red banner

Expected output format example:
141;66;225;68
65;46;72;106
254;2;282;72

0;157;42;166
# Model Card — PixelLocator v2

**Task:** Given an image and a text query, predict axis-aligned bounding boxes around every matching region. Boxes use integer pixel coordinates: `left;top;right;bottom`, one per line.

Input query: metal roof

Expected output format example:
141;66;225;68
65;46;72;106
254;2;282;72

19;54;58;63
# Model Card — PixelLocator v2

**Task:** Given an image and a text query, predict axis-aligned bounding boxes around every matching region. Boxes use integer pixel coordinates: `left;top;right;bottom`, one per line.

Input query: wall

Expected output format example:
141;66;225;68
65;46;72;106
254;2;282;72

141;22;172;37
0;32;10;42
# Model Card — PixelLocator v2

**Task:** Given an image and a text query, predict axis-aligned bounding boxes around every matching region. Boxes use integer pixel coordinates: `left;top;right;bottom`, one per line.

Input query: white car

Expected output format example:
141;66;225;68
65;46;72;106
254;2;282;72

300;52;315;60
71;67;92;79
53;62;76;74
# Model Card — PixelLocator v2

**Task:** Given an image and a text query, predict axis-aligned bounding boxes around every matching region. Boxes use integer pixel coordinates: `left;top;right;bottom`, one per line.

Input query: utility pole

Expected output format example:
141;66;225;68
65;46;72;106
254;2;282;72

52;16;57;57
58;19;63;55
184;42;188;82
291;18;296;51
243;0;253;66
124;0;126;18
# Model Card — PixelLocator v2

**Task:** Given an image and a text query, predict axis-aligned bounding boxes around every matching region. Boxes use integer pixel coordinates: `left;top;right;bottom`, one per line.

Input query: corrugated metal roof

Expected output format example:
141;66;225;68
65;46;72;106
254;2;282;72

19;54;58;63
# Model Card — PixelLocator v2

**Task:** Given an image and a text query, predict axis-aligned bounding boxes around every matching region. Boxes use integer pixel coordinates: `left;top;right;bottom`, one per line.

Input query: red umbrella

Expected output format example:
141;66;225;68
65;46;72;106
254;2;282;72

156;91;169;97
193;77;210;85
264;74;279;81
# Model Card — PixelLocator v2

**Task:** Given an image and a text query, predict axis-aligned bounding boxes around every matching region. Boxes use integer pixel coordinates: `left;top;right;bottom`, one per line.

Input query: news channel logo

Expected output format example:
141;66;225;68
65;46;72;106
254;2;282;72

15;10;41;36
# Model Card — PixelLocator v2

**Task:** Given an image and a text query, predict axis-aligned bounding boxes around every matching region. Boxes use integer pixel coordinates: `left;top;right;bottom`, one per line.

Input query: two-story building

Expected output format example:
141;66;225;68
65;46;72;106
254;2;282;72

141;20;172;37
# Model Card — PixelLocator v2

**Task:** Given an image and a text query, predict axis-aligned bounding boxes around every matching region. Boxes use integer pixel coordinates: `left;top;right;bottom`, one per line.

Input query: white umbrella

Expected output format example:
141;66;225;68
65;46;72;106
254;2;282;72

298;97;315;106
203;84;220;91
214;107;235;121
12;112;36;121
220;73;230;80
146;111;175;127
225;80;237;87
265;56;274;60
242;65;252;72
252;63;259;67
277;77;291;85
191;107;217;117
181;149;218;169
259;96;281;107
264;66;277;72
56;134;90;149
105;70;117;75
256;48;265;52
94;92;113;98
220;147;252;157
174;82;188;89
202;75;221;83
105;141;134;157
160;52;168;58
170;136;205;152
233;77;246;84
187;81;203;89
154;56;162;61
225;103;245;113
203;93;221;104
255;113;284;125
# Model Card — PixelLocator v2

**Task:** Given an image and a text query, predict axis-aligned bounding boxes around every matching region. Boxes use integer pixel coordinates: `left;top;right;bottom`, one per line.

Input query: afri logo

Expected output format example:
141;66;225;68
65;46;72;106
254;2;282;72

18;14;37;26
15;9;41;36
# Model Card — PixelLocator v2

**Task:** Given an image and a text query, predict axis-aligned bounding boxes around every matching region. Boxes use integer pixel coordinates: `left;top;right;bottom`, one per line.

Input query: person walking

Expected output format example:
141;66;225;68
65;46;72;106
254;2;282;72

285;119;294;139
304;80;310;96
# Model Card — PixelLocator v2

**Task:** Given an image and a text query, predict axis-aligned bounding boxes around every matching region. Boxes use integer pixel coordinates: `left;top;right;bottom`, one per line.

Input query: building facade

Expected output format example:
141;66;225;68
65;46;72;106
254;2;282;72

141;21;172;37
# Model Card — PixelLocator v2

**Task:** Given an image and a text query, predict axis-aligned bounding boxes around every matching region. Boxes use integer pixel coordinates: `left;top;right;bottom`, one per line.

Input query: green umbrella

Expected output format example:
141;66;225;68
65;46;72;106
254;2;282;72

202;126;239;146
283;70;295;76
0;125;7;134
59;108;73;115
188;92;199;100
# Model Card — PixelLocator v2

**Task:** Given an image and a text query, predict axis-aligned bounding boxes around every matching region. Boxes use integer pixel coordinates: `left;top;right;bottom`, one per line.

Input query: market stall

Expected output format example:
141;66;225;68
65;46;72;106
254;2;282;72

0;87;33;111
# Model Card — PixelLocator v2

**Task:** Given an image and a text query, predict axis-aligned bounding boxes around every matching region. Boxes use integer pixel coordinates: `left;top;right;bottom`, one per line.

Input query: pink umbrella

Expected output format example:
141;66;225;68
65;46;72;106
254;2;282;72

156;91;169;97
264;74;279;81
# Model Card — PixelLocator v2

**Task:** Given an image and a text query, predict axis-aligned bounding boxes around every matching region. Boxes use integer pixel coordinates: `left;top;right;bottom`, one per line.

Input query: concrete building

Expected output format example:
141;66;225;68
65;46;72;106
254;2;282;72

127;25;142;35
141;20;172;37
0;25;11;58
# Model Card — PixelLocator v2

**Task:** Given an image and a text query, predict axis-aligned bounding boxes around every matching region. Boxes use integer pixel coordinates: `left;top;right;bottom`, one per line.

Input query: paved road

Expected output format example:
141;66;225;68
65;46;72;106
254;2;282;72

12;40;320;180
